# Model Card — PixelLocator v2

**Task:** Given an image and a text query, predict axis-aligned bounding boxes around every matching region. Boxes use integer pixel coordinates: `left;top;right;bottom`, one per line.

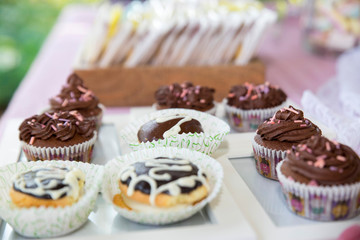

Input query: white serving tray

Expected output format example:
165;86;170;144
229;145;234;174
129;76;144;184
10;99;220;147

0;107;354;240
0;115;255;240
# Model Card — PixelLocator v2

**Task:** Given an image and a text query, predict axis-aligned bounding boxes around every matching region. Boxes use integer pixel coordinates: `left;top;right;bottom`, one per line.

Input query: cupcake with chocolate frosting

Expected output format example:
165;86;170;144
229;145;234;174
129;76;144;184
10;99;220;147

224;82;287;132
50;73;103;129
155;82;216;115
252;105;321;180
277;135;360;221
19;110;97;162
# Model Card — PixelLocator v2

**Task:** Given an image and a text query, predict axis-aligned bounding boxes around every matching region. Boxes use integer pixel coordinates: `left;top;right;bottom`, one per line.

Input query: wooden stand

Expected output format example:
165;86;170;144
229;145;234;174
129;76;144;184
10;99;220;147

75;59;265;107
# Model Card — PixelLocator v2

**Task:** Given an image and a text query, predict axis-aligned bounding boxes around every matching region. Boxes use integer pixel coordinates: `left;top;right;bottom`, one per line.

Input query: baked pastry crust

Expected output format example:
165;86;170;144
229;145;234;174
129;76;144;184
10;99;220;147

119;182;208;207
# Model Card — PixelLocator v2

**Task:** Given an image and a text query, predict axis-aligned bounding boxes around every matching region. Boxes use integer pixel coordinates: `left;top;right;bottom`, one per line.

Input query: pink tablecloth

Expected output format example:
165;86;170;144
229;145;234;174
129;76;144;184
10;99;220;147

0;5;336;136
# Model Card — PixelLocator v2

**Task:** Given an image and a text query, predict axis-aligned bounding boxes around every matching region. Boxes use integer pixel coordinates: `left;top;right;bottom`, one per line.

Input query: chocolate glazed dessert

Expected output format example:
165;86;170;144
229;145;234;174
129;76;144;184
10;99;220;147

155;82;215;112
138;114;204;143
118;157;208;207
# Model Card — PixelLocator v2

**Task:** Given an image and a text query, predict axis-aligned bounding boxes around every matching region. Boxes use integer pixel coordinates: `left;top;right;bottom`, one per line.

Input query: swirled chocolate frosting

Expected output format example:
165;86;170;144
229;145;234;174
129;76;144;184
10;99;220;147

19;111;95;147
283;135;360;185
155;82;215;111
227;82;287;110
257;106;321;143
50;73;101;117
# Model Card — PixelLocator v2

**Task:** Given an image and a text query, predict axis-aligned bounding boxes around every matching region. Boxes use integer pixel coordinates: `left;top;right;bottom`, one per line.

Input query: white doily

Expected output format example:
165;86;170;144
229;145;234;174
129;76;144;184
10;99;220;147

301;47;360;155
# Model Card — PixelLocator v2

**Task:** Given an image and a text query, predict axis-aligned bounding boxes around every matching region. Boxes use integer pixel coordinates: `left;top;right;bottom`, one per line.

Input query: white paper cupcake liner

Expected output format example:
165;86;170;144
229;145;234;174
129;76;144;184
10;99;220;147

276;161;360;221
21;131;97;163
224;99;287;132
0;160;104;238
119;108;229;155
252;137;287;180
102;147;223;225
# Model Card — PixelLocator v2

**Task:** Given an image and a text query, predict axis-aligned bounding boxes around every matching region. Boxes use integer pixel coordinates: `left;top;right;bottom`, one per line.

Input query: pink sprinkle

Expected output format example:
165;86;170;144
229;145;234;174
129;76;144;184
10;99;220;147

186;101;191;105
180;89;188;98
294;120;303;123
200;99;206;103
77;85;88;93
306;148;312;153
45;112;53;119
169;85;174;91
51;125;57;131
325;142;331;151
195;89;200;94
299;145;307;151
336;155;346;162
280;108;285;112
314;158;325;168
332;140;341;149
57;123;63;127
61;98;68;107
76;121;80;125
31;119;36;122
251;95;258;100
53;113;58;119
286;150;291;154
83;90;93;98
70;92;75;98
29;137;35;145
287;176;294;181
308;180;318;186
300;124;307;127
307;161;313;166
295;152;300;157
316;154;327;161
41;124;46;129
284;107;299;115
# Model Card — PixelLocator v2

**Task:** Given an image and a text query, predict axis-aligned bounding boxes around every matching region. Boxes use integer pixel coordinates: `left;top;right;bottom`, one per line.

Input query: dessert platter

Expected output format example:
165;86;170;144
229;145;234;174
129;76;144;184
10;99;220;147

0;76;359;240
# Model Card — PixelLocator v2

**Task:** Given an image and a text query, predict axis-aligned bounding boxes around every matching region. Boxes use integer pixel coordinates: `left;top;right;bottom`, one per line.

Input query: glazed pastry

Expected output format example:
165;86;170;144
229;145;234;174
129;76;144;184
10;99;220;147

155;82;215;112
137;114;204;143
118;157;209;208
10;166;85;208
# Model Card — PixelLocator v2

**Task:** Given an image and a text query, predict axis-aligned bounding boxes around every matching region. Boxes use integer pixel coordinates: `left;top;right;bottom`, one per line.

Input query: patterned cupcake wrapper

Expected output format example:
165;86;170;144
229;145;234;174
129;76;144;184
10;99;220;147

21;131;97;163
251;137;287;180
276;161;360;221
119;108;230;155
0;160;104;238
224;99;287;132
102;147;223;225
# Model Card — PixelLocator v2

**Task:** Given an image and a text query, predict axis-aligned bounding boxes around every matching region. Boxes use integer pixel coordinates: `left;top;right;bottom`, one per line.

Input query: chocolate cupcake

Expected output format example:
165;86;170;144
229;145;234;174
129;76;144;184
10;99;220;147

252;105;321;180
277;135;360;221
50;73;104;129
155;82;216;114
224;82;287;132
19;110;97;162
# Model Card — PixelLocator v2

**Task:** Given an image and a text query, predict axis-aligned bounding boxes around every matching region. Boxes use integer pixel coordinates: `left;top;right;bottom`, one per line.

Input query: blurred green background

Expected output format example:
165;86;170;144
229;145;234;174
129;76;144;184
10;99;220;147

0;0;97;110
0;0;297;111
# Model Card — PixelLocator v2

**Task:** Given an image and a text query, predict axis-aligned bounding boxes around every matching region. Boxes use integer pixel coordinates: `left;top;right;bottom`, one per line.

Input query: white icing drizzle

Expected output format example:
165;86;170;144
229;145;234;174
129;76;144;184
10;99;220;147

13;166;85;201
119;158;208;206
155;115;192;138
